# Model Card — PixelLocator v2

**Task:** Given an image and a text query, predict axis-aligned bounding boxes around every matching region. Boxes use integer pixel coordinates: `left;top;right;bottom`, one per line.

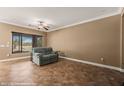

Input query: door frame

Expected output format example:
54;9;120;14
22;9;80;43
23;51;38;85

120;8;124;69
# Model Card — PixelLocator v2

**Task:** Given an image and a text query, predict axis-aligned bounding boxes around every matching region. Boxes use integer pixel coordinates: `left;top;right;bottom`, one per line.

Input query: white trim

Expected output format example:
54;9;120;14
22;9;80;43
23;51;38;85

0;8;122;32
120;13;123;69
0;56;30;63
49;12;120;32
122;69;124;72
121;69;124;72
59;56;124;72
118;7;124;14
0;20;44;32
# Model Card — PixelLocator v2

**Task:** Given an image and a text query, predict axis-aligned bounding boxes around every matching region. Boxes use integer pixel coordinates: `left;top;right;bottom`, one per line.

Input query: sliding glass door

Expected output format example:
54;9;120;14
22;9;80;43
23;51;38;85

22;35;32;52
12;32;42;53
33;36;42;47
12;33;21;53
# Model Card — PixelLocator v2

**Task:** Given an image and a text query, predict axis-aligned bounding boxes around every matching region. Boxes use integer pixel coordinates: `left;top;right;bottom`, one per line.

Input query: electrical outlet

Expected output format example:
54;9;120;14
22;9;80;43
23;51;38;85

100;58;104;62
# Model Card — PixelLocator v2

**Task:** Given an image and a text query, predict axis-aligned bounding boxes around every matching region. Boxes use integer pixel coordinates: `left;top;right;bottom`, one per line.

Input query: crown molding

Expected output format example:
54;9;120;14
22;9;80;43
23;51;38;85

119;7;124;13
49;8;122;32
49;12;120;32
0;20;45;32
0;8;122;32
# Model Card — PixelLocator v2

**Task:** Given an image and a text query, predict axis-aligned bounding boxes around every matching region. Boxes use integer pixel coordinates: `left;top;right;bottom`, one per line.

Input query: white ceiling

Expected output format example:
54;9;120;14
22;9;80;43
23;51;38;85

0;7;121;32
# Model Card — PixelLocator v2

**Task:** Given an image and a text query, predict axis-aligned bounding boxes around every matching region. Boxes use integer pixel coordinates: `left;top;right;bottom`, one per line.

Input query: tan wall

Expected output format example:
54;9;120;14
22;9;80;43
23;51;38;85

0;22;47;60
47;15;121;67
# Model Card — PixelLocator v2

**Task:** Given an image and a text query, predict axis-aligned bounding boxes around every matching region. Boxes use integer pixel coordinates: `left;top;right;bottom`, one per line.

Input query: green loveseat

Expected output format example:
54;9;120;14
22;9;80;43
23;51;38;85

32;47;58;65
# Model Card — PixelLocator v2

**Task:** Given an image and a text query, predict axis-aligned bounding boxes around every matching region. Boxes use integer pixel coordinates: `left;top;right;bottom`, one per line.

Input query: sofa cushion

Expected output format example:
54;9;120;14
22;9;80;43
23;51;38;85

48;54;57;58
42;54;57;60
44;48;53;54
42;55;51;60
33;47;53;55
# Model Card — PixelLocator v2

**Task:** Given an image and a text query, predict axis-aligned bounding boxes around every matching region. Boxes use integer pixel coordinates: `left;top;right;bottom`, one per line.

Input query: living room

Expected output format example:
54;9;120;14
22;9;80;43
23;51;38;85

0;7;124;86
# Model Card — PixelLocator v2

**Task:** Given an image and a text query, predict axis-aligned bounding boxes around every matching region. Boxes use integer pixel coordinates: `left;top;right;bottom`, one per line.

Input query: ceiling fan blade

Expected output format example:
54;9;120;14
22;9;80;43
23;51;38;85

43;27;49;30
28;22;50;31
28;24;37;27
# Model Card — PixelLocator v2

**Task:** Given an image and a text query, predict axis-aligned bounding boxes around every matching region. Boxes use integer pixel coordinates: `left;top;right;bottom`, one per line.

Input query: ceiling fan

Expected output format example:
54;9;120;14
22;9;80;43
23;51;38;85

29;21;50;31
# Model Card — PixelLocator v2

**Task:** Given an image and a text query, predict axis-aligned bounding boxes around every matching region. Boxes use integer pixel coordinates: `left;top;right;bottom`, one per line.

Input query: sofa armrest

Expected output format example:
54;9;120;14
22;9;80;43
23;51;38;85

52;51;59;55
34;53;43;57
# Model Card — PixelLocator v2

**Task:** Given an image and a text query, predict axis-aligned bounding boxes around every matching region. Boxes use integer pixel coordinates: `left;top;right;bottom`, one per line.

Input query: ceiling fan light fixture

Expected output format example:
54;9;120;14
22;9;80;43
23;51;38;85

42;22;48;26
28;21;50;31
38;25;43;28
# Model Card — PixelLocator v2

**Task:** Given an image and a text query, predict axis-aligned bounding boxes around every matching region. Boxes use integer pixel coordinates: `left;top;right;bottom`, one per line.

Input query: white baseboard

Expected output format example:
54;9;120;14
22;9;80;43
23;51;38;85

59;56;124;72
0;56;123;72
0;56;30;63
121;69;124;72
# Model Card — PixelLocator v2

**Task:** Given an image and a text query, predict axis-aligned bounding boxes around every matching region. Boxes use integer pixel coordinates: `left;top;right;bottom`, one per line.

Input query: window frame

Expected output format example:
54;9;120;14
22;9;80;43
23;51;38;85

12;32;42;54
33;35;43;47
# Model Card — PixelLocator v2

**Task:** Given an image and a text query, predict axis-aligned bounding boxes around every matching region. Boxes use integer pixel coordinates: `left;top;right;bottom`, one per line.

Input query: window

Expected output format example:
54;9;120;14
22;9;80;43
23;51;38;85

12;33;21;53
22;34;32;52
33;36;42;47
12;32;42;53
